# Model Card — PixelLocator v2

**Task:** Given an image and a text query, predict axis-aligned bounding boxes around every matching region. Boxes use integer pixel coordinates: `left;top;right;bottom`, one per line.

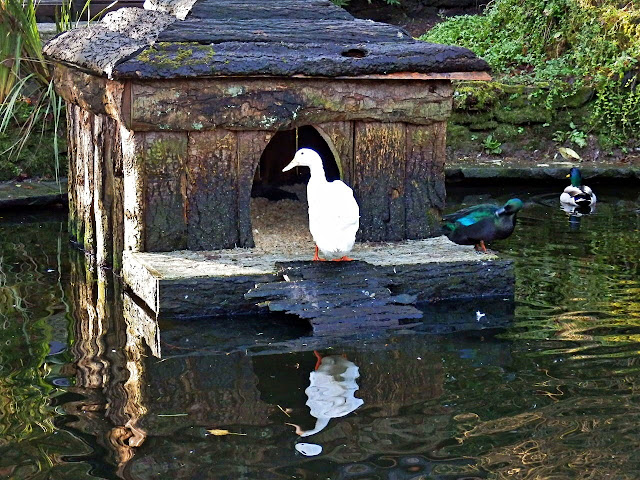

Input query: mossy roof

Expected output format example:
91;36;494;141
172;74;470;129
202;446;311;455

44;0;489;80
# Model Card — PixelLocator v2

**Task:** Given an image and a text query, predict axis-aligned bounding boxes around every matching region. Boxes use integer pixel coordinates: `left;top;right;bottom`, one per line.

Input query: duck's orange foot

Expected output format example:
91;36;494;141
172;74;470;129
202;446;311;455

331;256;353;262
312;246;327;262
474;240;488;253
313;350;323;370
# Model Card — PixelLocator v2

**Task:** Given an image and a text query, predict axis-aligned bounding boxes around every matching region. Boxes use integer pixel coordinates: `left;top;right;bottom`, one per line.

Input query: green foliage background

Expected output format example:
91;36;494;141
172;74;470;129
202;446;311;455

422;0;640;146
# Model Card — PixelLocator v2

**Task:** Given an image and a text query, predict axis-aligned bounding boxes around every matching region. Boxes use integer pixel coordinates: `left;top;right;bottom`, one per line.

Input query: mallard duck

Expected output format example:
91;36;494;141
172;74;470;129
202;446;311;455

442;198;524;252
560;167;596;207
282;148;359;261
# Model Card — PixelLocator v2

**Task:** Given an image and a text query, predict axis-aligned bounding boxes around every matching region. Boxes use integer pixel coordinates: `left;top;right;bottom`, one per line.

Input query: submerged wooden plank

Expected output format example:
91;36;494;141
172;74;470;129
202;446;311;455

245;261;423;334
122;237;514;319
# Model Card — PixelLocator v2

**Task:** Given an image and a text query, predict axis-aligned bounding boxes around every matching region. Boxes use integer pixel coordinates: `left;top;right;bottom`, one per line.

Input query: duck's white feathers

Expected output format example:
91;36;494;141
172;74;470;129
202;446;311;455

307;178;359;258
283;148;360;259
560;184;596;207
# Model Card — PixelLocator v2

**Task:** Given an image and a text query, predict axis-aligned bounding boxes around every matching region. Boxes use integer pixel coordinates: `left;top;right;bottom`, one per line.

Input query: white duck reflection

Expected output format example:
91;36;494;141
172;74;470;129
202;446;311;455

290;352;364;439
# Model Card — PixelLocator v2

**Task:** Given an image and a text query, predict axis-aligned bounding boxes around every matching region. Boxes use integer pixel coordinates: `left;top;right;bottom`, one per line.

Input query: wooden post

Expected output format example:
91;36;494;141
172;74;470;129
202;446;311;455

405;122;447;238
354;121;406;242
142;132;188;251
237;130;272;248
122;128;145;254
316;122;354;186
187;129;240;250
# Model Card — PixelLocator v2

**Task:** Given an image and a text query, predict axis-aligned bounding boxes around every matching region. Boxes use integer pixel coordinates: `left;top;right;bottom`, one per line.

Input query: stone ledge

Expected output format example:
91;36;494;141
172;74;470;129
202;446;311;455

446;160;640;182
0;179;67;208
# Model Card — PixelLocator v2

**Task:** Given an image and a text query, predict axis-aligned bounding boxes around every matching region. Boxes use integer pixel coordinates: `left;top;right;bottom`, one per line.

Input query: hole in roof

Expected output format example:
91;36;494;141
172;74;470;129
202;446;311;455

341;48;368;58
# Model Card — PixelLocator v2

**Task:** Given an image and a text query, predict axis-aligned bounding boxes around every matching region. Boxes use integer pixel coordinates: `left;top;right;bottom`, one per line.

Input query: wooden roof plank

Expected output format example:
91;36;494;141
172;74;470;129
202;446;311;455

114;40;489;78
157;18;411;44
44;1;491;79
188;0;352;21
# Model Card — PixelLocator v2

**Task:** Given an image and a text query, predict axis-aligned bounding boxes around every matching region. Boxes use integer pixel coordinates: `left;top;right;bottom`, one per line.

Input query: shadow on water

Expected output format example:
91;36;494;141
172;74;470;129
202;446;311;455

0;184;639;479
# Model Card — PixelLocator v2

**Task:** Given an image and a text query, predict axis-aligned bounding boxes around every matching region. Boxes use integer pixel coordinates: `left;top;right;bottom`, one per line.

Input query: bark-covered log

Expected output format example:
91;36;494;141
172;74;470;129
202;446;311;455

53;65;125;122
122;128;145;253
142;132;188;251
116;41;489;80
43;8;175;77
127;78;452;132
237;131;273;248
404;122;447;238
354;122;406;242
44;2;490;80
187;129;239;250
158;18;410;44
67;104;126;271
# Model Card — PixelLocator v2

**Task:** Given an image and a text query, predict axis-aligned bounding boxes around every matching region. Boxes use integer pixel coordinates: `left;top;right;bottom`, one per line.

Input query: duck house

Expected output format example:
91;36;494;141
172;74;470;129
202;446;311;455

45;0;509;327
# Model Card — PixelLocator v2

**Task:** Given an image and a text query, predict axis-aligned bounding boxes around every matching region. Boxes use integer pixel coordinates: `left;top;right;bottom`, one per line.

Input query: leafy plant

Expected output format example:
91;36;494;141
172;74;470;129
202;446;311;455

0;0;49;102
0;0;77;181
553;122;588;147
482;134;503;154
421;0;640;146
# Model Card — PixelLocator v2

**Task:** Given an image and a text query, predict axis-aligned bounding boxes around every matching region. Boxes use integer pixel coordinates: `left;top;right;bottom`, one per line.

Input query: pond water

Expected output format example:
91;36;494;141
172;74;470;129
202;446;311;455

0;183;639;480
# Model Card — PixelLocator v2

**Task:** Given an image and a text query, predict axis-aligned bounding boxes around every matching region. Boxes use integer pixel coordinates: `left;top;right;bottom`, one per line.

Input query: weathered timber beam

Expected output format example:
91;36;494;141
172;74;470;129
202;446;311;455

122;242;514;319
354;121;407;242
53;64;126;122
157;19;410;44
404;122;447;239
114;41;489;80
128;78;452;131
187;0;353;21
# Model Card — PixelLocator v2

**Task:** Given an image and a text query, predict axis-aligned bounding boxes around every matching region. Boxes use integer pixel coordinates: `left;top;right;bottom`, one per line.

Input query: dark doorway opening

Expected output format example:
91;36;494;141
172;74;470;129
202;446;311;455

251;125;341;201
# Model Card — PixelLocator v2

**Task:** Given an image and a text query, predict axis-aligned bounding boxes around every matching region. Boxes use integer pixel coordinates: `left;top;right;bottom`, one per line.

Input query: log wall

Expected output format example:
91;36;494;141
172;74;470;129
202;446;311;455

62;63;451;260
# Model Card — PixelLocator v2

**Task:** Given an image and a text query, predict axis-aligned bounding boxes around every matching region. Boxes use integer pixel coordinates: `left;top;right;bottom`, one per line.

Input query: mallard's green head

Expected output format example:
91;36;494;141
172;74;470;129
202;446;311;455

568;167;583;187
496;198;524;216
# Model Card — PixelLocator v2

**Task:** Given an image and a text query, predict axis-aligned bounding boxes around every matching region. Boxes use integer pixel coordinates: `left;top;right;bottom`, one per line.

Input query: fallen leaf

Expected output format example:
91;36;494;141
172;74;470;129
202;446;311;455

206;428;246;436
558;147;581;160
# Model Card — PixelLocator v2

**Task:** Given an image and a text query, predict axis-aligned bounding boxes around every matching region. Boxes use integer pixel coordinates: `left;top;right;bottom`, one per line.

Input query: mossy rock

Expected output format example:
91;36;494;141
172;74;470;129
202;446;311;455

501;84;548;109
492;124;525;143
551;87;595;109
468;120;499;131
452;81;505;111
450;111;495;126
494;104;553;125
446;123;479;150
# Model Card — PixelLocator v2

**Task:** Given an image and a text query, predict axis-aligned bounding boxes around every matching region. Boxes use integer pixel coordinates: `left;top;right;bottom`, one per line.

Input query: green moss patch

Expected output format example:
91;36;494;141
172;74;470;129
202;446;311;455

422;0;640;146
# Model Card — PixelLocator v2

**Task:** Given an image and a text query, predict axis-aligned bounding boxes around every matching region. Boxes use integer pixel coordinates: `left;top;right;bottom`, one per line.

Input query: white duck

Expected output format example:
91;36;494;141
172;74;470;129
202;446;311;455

289;352;364;438
560;167;597;208
282;148;359;261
